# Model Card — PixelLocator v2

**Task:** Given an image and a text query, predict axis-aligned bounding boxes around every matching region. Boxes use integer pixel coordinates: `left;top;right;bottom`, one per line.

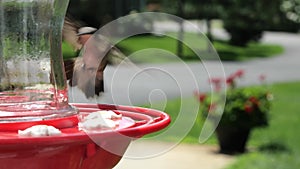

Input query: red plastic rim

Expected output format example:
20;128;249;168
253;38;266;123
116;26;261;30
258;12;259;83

0;103;171;148
74;103;171;137
0;115;79;132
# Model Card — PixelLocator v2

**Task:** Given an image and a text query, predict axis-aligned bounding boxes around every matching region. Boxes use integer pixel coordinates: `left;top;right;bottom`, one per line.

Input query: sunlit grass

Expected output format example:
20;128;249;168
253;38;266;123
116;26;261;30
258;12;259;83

214;40;284;61
62;41;78;60
116;33;205;63
115;33;284;63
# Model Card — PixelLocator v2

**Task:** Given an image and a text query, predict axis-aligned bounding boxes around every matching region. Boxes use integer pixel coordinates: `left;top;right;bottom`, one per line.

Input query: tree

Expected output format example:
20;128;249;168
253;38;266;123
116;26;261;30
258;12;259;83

218;0;300;46
185;0;222;41
67;0;144;27
218;0;271;46
176;0;185;58
281;0;300;23
160;0;221;56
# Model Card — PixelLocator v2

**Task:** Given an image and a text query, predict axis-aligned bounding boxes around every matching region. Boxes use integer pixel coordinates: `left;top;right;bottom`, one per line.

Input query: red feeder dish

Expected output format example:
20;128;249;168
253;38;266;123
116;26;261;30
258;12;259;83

0;103;170;169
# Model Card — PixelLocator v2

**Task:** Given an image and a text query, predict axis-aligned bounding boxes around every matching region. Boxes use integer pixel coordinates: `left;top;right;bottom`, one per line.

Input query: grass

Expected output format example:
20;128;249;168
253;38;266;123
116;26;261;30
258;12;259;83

214;40;284;61
116;33;205;63
115;32;284;63
62;41;78;60
144;81;300;169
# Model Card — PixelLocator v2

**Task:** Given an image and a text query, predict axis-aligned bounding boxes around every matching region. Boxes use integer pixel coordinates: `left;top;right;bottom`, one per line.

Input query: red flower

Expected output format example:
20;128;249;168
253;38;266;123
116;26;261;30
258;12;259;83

259;74;266;82
244;104;253;114
249;96;259;105
209;78;222;91
194;91;207;102
226;76;234;86
226;69;244;88
208;103;217;112
199;94;206;102
234;69;244;78
209;78;222;85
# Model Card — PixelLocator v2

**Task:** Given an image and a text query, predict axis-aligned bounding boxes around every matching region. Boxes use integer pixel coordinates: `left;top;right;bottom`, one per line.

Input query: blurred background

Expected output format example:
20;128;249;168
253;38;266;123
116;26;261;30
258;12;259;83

65;0;300;61
65;1;300;169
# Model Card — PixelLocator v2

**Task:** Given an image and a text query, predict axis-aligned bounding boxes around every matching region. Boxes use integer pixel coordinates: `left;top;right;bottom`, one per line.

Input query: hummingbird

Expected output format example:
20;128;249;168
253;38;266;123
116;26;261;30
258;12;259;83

62;17;127;98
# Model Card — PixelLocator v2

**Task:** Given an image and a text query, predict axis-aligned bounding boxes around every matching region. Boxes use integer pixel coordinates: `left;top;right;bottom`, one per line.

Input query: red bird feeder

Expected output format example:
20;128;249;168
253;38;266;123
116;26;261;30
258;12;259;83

0;0;170;168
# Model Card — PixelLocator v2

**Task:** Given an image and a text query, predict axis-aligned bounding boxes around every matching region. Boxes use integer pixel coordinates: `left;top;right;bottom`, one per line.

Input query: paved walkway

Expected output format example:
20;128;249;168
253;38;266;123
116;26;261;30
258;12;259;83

114;142;235;169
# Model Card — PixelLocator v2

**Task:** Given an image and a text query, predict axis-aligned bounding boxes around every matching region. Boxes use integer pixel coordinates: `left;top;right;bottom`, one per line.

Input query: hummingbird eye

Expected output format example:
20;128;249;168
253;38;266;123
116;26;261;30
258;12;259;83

81;63;84;68
81;63;97;74
86;67;97;74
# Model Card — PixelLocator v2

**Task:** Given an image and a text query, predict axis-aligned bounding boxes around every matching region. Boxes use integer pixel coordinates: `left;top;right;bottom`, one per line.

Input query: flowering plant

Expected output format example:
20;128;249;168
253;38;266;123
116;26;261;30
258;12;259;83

195;70;273;129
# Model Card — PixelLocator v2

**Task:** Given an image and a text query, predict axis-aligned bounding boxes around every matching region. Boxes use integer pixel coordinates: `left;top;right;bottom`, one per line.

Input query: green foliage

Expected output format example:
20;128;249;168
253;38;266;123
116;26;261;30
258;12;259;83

2;36;49;60
261;0;300;32
67;0;143;27
196;70;272;129
281;0;300;23
65;0;300;39
1;1;53;59
204;87;271;128
219;0;271;46
180;0;222;19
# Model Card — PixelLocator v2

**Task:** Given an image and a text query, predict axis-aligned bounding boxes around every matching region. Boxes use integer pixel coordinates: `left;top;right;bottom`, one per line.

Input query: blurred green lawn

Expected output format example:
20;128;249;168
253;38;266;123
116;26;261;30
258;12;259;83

116;33;284;62
62;42;78;60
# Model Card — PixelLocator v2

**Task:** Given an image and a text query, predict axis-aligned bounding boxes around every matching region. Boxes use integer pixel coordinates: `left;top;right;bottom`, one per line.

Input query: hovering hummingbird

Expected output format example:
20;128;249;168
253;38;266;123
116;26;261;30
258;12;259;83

62;17;127;98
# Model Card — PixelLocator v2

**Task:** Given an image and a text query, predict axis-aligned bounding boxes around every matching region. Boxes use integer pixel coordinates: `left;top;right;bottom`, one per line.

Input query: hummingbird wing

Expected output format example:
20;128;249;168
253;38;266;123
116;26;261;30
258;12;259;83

63;58;76;86
62;17;129;98
63;16;82;51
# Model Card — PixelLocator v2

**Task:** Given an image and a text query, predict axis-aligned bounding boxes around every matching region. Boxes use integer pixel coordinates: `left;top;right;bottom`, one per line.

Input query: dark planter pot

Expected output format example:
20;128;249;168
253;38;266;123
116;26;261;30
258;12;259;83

216;126;251;154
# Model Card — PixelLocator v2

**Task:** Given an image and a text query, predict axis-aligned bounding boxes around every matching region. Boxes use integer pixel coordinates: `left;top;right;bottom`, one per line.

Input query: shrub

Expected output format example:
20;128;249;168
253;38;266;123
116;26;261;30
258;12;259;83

195;70;273;129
